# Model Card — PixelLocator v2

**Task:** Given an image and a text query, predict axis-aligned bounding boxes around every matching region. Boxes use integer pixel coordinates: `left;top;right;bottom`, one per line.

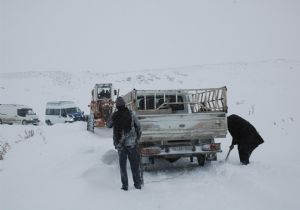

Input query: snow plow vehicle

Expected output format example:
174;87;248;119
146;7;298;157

87;83;117;132
122;87;228;167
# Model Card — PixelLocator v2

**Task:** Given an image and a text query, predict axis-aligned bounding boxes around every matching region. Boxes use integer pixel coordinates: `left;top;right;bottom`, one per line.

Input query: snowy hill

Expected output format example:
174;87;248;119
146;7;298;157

0;60;300;210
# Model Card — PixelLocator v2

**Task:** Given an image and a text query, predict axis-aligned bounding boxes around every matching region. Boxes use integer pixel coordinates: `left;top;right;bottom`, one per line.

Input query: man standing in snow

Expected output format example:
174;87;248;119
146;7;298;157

227;114;264;165
107;97;142;191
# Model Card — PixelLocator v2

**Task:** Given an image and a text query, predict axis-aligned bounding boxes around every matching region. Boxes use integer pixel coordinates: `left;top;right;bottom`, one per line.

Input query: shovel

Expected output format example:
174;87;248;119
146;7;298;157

225;145;234;161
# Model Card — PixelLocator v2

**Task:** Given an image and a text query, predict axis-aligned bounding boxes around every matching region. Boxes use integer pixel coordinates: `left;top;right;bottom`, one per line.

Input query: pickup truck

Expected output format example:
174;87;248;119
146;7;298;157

122;87;228;167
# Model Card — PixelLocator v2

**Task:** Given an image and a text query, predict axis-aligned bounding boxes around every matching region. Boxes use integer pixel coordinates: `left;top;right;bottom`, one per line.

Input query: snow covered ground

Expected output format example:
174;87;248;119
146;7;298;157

1;60;300;210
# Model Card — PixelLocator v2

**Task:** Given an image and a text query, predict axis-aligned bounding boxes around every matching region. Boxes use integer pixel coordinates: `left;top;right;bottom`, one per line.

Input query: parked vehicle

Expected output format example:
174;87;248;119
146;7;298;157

87;83;118;131
0;104;40;125
122;87;228;167
45;101;84;125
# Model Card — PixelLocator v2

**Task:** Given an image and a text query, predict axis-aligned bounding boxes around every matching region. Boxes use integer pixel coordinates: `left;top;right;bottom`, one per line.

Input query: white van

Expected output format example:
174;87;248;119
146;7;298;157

45;101;84;125
0;104;40;125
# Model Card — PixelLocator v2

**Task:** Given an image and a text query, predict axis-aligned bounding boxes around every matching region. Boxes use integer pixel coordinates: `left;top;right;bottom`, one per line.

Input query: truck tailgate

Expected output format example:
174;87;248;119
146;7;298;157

138;112;227;142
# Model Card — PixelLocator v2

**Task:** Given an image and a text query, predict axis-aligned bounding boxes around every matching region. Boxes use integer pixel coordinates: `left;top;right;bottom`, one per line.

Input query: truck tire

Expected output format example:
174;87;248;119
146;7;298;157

197;155;206;166
22;120;27;125
0;119;2;124
166;157;180;163
45;120;52;126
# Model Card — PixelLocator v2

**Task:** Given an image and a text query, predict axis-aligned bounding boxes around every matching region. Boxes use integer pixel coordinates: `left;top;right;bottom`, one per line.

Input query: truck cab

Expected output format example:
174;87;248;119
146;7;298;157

87;83;117;130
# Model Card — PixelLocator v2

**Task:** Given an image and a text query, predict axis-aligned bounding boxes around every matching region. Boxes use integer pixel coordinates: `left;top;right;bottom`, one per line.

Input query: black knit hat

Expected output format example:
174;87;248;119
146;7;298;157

115;97;125;107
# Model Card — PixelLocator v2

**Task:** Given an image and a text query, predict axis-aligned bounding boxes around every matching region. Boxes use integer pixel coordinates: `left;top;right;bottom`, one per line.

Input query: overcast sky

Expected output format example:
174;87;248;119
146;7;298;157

1;0;300;73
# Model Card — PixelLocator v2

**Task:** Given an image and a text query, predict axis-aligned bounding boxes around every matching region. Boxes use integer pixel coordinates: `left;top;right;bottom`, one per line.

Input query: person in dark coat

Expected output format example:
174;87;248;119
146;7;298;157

107;97;142;191
227;114;264;165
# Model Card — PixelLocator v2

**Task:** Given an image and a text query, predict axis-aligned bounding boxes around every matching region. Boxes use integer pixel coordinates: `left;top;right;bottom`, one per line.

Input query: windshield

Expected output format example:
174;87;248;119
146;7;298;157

97;86;111;99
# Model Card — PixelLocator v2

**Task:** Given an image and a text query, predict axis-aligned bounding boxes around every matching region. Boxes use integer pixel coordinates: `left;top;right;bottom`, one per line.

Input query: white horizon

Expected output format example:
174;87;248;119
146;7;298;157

1;0;300;73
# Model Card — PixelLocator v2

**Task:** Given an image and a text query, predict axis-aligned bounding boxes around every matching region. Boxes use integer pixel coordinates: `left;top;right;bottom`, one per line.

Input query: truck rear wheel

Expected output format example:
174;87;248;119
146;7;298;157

197;155;206;166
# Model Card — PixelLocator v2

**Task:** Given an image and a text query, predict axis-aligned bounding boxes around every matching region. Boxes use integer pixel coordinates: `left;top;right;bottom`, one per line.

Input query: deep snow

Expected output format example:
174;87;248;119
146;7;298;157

0;60;300;210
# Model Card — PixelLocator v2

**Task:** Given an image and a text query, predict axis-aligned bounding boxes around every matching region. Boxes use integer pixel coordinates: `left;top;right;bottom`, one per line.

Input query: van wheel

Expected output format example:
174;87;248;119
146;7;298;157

45;120;52;126
22;120;27;125
197;155;206;166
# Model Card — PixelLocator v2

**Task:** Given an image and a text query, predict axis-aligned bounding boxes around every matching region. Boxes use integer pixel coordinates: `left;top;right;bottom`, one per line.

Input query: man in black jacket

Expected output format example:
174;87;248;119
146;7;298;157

227;114;264;165
107;97;142;191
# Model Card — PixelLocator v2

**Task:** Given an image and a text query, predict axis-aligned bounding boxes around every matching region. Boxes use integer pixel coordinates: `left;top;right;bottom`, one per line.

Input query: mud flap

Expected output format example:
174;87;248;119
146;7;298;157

197;155;206;166
206;153;217;161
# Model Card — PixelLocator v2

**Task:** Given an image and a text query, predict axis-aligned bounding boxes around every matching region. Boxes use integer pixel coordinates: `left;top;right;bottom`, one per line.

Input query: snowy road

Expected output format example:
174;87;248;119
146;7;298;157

0;122;299;210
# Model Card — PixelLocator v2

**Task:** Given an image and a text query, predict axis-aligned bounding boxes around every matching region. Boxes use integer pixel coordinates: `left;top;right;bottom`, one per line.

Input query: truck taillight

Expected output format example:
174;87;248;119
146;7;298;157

140;147;161;156
202;143;221;151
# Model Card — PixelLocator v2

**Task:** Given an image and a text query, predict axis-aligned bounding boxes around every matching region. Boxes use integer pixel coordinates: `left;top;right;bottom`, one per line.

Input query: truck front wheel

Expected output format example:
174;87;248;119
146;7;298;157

197;155;206;166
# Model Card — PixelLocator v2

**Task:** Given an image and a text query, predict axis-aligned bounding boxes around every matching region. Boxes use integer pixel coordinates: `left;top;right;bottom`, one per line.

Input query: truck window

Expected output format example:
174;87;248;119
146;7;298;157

136;95;184;111
137;96;155;110
137;96;145;110
165;95;184;111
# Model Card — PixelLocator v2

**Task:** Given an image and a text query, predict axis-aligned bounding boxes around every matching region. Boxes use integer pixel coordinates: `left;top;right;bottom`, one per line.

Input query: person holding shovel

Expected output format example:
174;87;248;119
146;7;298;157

227;114;264;165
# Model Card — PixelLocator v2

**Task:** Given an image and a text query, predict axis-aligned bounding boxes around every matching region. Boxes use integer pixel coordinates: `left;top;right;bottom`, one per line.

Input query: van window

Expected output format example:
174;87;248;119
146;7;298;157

63;107;80;114
27;110;35;115
46;109;60;115
17;108;32;117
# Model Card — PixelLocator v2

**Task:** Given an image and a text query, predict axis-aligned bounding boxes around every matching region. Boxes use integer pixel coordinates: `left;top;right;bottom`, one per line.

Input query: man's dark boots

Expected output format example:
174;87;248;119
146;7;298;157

121;186;128;191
